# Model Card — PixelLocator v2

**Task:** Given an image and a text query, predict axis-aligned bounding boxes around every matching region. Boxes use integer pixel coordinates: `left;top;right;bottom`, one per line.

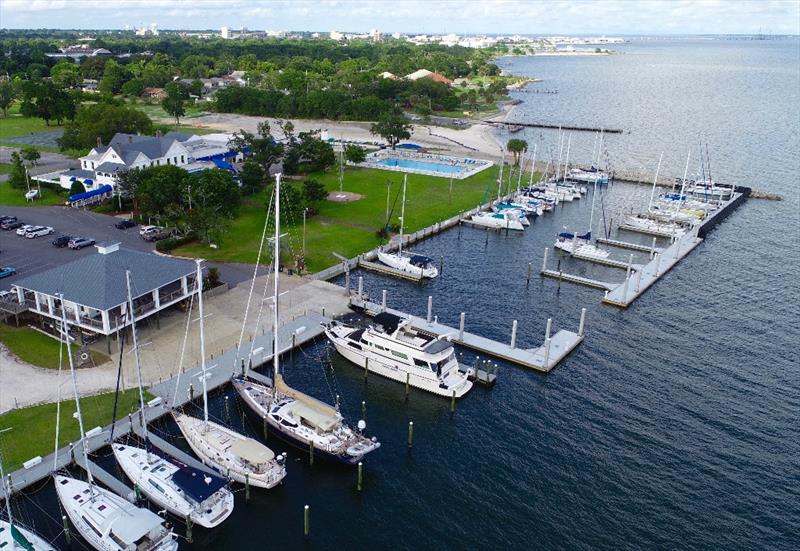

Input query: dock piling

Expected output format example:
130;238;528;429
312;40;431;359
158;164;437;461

361;400;366;419
543;338;552;368
189;383;194;402
459;312;465;340
510;320;518;349
357;462;363;492
650;237;657;259
304;505;310;537
344;262;350;296
364;358;368;381
542;247;549;271
578;308;587;337
545;318;552;341
357;276;363;300
654;252;661;276
186;515;193;544
381;290;387;311
527;262;532;287
405;372;410;400
245;472;250;501
427;296;432;323
635;263;643;292
407;421;414;448
62;515;71;546
309;440;314;466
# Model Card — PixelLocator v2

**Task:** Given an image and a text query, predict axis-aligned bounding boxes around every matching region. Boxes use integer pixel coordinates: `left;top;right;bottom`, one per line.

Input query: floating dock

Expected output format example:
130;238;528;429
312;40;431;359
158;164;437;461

618;223;682;239
540;270;617;291
595;237;663;254
349;296;585;373
571;252;643;271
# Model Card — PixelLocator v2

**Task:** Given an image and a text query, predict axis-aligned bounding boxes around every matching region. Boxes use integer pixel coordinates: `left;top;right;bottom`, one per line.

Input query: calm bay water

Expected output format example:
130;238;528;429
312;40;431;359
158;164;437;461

13;39;800;550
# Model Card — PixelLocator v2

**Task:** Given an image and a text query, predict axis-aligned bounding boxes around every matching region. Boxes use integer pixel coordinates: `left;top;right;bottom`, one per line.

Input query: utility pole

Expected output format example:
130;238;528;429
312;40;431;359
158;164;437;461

302;208;308;258
338;148;344;191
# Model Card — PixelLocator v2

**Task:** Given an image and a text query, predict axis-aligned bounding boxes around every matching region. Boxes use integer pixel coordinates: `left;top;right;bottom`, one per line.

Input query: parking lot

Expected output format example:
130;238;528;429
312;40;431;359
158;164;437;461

0;205;257;292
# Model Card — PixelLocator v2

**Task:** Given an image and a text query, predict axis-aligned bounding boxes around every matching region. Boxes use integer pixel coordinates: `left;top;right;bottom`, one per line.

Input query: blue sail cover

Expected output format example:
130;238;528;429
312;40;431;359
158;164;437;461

409;254;433;267
149;446;227;502
558;231;591;240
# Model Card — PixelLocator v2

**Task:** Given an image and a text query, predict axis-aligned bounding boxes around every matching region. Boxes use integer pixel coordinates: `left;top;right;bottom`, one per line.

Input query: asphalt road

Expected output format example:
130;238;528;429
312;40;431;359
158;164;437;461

0;205;259;292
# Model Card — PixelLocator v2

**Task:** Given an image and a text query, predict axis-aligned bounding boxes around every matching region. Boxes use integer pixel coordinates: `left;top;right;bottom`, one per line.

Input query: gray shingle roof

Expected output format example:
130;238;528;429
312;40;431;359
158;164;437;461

13;247;197;311
94;162;125;173
106;133;191;162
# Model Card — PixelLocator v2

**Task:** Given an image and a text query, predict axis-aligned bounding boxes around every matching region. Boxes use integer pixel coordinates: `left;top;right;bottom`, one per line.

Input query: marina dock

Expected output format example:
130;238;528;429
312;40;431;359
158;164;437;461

540;270;617;290
595;237;663;254
349;295;585;373
486;120;624;134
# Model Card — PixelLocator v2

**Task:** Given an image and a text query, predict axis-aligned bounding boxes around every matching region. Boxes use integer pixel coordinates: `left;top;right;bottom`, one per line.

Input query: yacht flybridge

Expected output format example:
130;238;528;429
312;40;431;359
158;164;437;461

233;173;380;465
173;260;287;490
325;312;473;399
52;301;177;551
113;272;234;529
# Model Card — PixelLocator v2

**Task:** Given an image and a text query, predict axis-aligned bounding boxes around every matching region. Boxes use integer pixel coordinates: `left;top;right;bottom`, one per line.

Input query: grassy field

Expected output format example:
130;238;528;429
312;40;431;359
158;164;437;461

0;181;67;207
0;163;11;175
134;101;211;121
0;389;147;472
0;324;109;369
0;112;56;140
175;163;515;272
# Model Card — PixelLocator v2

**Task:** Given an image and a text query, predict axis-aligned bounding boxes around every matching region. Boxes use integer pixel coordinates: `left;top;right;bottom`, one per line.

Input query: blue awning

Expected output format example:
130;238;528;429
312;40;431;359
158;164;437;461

213;158;234;171
68;184;112;202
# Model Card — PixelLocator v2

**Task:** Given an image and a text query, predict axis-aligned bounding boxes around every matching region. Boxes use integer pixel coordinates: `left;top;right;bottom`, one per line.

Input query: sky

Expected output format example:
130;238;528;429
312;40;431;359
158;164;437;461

1;0;799;35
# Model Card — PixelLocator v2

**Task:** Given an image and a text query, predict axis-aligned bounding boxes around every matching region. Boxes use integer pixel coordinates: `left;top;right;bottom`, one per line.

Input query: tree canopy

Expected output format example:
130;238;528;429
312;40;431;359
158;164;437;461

370;109;412;149
58;103;154;151
507;138;528;166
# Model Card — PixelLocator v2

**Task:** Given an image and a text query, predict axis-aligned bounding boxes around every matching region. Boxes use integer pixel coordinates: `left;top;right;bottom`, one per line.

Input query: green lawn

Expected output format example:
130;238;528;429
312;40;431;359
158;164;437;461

175;164;517;273
0;324;109;369
134;102;211;121
0;163;12;175
0;181;67;207
0;113;57;140
0;389;148;472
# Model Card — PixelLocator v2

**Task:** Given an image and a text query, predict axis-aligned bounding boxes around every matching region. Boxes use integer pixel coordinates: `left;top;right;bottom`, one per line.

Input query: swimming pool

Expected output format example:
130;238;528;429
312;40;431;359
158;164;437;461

357;150;493;179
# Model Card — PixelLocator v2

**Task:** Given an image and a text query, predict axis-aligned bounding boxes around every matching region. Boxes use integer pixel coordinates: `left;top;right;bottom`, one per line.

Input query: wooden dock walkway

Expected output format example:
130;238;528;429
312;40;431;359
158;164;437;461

357;259;422;282
618;223;681;239
486;120;623;134
350;297;584;373
540;269;617;291
602;233;703;308
595;237;663;254
571;252;643;271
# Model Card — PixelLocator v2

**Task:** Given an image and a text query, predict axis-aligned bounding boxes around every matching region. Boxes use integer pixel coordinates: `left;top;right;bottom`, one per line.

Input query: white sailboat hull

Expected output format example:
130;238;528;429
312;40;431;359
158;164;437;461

54;475;177;551
469;213;525;231
0;521;55;551
113;444;234;528
172;413;286;490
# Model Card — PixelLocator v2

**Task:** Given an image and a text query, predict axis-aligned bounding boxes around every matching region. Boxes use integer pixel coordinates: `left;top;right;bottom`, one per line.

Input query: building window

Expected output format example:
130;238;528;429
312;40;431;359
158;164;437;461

174;156;178;164
180;155;185;163
166;158;170;165
156;160;160;166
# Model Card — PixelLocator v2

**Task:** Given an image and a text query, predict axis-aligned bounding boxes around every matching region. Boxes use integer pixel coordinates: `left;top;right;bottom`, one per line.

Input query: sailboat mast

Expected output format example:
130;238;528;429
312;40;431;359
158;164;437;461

59;295;95;488
195;259;209;424
272;173;282;387
562;134;571;183
648;152;664;211
399;174;406;255
516;151;524;194
555;129;564;181
676;150;691;216
588;179;597;235
0;448;14;534
125;270;149;446
528;143;538;188
496;149;504;201
705;143;713;186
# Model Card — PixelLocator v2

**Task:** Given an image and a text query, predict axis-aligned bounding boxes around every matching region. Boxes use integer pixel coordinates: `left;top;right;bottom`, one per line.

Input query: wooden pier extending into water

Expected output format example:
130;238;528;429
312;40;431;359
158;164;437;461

485;120;624;134
349;294;585;374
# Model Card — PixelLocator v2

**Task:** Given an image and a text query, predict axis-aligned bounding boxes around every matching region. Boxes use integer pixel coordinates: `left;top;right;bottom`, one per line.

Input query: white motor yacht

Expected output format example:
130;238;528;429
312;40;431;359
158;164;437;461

470;211;525;231
325;313;473;399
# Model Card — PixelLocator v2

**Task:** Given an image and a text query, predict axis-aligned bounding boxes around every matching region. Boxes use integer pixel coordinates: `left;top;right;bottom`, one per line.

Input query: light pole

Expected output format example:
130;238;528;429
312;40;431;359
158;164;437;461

302;207;308;258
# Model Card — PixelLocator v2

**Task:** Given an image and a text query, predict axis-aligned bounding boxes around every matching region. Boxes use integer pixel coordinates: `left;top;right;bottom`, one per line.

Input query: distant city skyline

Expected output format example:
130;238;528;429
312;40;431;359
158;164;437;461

1;0;799;35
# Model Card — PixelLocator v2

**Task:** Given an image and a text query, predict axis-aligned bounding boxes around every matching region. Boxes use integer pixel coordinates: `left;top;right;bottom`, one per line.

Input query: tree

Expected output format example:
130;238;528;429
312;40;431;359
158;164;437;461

507;138;528;166
58;103;153;151
20;146;40;166
134;165;189;228
19;80;76;126
0;80;16;116
238;161;264;196
121;78;145;97
186;169;240;241
271;181;305;223
161;82;187;125
7;151;28;190
98;60;131;95
370;109;412;149
51;62;82;89
228;121;284;177
302;178;327;213
344;144;366;164
69;179;86;196
116;168;145;212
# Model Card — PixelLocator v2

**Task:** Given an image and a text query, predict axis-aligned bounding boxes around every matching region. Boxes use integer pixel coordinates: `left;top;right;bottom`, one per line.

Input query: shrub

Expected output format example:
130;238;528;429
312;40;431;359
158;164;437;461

155;231;197;252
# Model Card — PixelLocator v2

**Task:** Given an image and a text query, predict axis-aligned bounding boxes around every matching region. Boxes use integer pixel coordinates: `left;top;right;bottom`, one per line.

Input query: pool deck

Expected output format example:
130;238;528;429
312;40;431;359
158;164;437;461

353;150;493;180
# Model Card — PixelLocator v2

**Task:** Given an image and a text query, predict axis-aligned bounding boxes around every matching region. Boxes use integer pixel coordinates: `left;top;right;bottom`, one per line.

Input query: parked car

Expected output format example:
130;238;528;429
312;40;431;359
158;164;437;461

0;217;18;229
2;220;23;231
52;235;73;248
16;225;35;236
142;229;169;242
68;237;96;249
26;226;55;238
139;225;159;236
0;266;17;279
115;219;137;230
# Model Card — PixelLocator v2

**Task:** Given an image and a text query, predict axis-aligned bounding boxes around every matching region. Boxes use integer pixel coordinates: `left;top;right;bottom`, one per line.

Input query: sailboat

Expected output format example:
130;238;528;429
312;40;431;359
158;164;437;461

554;180;610;259
113;271;234;528
376;174;439;278
52;300;178;551
172;261;287;489
233;174;380;465
1;449;55;551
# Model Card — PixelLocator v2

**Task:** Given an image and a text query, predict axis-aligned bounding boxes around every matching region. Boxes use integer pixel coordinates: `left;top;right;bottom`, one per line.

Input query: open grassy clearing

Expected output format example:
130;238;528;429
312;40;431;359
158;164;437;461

175;163;522;273
0;181;67;206
0;389;148;472
0;324;109;369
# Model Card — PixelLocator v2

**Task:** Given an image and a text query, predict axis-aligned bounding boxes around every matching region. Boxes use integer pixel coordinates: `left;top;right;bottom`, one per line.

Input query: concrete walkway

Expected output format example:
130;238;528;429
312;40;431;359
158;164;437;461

0;277;350;414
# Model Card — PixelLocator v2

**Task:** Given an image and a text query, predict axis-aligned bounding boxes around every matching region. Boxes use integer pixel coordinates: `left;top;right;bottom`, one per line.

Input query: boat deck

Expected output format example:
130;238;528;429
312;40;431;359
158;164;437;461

350;297;584;373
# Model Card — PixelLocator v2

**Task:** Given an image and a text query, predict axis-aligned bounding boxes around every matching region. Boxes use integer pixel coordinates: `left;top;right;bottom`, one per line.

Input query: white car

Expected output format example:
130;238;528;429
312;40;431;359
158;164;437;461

26;226;55;238
16;225;35;236
138;225;159;236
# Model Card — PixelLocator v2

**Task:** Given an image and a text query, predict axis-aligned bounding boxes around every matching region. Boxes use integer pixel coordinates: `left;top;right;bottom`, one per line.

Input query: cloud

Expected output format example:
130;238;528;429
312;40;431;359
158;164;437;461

1;0;798;34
